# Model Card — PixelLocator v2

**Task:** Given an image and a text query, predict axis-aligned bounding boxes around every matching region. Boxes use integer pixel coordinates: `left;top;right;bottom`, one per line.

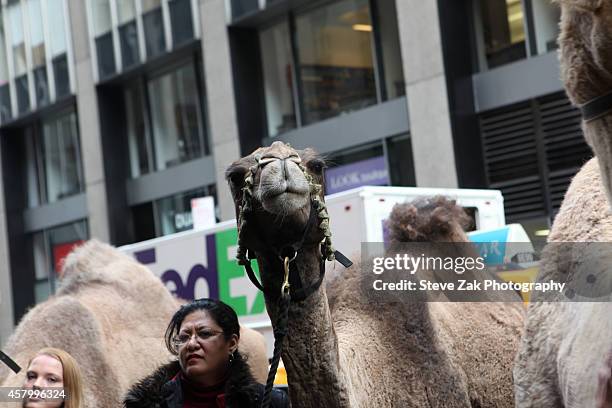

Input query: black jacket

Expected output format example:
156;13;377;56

124;358;289;408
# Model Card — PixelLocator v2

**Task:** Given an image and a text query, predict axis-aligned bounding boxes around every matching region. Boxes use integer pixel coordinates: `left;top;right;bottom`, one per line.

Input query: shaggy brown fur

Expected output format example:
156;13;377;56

514;1;612;406
0;240;269;407
514;159;612;408
227;142;524;407
385;196;472;243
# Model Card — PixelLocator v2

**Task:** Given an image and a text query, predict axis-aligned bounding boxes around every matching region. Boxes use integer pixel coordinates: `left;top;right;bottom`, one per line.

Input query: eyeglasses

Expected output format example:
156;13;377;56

172;329;224;349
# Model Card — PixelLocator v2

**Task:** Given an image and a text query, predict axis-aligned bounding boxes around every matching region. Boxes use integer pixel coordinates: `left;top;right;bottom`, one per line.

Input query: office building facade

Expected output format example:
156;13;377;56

0;0;591;343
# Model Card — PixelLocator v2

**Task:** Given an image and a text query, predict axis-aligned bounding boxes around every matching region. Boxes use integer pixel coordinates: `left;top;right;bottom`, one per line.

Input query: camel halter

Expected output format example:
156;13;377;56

235;157;352;302
580;90;612;122
234;154;352;408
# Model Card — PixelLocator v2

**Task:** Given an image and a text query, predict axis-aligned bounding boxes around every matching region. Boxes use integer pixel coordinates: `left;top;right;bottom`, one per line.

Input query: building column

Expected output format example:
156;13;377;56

199;0;242;221
395;0;458;188
67;0;111;242
0;143;13;345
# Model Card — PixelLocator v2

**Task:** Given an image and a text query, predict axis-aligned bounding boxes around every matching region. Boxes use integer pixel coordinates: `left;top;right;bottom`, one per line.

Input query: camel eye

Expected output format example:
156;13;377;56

307;159;325;175
227;167;247;187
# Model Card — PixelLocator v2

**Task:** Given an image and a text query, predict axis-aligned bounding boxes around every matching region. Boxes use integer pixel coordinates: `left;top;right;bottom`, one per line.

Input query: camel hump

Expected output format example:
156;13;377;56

386;196;471;242
57;239;154;295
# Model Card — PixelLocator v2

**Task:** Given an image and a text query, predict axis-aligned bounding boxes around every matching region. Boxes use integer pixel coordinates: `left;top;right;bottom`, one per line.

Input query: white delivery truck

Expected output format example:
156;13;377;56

119;186;506;358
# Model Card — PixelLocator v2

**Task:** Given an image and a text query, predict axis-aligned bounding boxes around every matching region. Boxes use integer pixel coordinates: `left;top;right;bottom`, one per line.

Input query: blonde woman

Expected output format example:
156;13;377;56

22;348;83;408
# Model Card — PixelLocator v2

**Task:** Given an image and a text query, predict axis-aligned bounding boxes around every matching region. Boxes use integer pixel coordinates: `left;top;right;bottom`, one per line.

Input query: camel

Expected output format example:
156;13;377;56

225;141;525;407
0;240;269;407
513;1;612;407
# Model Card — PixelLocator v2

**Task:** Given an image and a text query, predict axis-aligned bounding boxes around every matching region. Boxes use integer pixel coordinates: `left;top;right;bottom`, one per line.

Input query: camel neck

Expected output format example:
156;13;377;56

256;246;351;408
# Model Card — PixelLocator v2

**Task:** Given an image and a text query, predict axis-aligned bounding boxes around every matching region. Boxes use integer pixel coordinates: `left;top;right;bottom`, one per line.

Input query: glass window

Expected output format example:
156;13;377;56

29;0;50;106
36;110;85;204
92;0;111;36
169;0;194;47
48;0;67;56
142;0;165;58
155;186;216;236
32;221;88;302
8;2;26;75
118;0;139;68
376;0;405;100
260;21;296;137
147;63;206;170
92;0;115;78
231;0;258;20
15;75;29;113
28;0;45;67
296;0;377;125
0;17;11;122
25;111;84;207
8;2;29;113
532;1;560;54
475;0;526;69
25;127;42;207
47;0;70;97
52;54;70;98
125;82;152;177
387;135;415;186
142;0;161;12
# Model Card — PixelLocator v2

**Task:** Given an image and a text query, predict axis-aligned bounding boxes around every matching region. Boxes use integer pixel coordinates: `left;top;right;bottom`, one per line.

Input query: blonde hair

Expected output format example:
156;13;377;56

25;348;84;408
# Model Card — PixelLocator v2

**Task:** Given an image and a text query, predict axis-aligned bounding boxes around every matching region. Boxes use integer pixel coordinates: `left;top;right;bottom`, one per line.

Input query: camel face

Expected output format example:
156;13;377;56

226;141;326;252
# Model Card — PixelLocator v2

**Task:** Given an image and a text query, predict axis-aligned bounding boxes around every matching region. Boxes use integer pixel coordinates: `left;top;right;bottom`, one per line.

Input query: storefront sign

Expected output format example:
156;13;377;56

325;156;389;194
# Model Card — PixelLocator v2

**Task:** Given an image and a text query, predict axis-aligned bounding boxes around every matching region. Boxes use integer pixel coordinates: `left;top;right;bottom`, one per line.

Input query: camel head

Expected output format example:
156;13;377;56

557;0;612;105
226;141;332;264
386;196;473;243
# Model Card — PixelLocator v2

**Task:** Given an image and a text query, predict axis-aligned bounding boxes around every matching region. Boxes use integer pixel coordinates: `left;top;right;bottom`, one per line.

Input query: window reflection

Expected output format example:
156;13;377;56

169;0;194;46
142;0;165;58
532;0;560;54
8;2;29;112
40;111;84;203
295;0;377;124
125;82;152;177
147;64;206;170
118;0;140;68
477;0;526;69
0;16;11;121
28;0;49;106
260;21;296;137
156;187;215;236
377;0;405;100
33;221;88;302
25;110;85;206
47;0;70;98
92;0;116;78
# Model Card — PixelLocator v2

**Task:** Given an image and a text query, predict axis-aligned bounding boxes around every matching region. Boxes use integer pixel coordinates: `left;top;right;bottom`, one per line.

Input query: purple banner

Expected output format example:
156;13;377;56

325;156;389;194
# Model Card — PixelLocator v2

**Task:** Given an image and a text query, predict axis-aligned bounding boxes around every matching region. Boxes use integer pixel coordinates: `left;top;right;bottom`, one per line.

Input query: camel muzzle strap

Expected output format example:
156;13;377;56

0;350;20;374
580;90;612;122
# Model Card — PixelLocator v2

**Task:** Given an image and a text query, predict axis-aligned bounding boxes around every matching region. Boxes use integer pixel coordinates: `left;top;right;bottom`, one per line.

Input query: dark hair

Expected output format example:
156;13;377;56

164;298;241;355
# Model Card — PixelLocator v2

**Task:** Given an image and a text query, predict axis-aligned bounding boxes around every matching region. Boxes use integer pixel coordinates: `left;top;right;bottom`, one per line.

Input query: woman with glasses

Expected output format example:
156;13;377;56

124;298;288;407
